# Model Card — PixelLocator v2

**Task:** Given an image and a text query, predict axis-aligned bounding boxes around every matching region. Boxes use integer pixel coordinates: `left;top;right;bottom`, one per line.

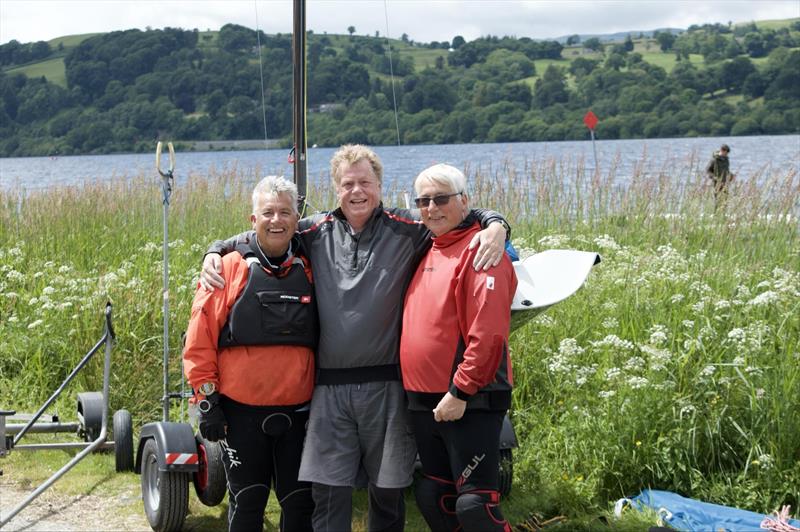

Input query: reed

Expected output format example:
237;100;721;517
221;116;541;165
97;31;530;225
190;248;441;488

1;154;797;520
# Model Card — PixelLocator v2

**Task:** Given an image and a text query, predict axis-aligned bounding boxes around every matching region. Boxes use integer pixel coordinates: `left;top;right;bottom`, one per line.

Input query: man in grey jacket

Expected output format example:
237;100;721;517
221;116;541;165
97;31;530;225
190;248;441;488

200;144;509;531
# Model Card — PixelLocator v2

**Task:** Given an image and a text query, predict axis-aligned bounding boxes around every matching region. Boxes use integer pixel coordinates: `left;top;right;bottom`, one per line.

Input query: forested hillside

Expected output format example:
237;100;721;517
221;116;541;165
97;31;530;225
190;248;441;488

1;19;798;157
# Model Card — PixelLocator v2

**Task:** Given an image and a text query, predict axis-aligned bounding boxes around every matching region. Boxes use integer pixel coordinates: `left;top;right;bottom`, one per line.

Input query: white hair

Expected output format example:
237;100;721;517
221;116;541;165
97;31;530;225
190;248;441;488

252;175;298;214
414;163;466;196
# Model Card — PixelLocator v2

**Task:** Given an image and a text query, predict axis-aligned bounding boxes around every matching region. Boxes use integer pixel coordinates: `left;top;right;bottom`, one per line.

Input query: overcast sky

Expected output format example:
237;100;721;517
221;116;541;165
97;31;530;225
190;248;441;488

2;0;799;46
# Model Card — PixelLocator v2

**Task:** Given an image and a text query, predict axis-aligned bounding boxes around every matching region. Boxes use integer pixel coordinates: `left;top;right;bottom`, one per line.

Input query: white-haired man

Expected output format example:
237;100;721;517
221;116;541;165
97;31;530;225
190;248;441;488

400;164;516;532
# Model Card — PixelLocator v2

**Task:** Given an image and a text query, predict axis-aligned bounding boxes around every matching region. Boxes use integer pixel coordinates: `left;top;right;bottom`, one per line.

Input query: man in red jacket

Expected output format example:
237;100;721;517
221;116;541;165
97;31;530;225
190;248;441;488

400;164;517;532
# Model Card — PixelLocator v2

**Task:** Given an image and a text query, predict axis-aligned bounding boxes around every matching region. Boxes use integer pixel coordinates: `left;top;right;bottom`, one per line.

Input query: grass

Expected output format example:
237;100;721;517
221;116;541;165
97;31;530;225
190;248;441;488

1;153;799;528
6;57;67;87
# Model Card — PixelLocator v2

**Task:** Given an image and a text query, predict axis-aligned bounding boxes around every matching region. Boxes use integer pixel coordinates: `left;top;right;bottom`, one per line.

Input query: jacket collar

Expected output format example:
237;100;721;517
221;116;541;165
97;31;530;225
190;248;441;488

431;212;479;248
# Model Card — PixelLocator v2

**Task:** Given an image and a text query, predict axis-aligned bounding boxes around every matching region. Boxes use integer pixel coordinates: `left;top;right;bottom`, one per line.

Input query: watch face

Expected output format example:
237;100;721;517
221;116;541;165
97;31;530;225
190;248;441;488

199;382;216;396
198;399;211;414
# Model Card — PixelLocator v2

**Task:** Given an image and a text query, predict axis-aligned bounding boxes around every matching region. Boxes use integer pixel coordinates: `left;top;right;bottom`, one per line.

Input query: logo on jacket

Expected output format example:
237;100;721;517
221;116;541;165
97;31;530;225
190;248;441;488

486;276;495;290
301;295;311;303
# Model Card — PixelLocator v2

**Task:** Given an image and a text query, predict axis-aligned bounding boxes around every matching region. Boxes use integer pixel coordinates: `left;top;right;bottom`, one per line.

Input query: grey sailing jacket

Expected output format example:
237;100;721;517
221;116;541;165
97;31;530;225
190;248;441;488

207;204;507;378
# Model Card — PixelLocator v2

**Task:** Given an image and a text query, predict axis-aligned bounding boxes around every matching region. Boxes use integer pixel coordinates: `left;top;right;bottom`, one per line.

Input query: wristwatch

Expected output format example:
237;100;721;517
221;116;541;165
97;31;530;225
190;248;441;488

198;382;216;396
198;397;214;414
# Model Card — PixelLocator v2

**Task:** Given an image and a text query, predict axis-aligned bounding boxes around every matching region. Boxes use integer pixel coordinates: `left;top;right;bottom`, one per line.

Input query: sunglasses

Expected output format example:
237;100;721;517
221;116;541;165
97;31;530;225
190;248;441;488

413;192;462;208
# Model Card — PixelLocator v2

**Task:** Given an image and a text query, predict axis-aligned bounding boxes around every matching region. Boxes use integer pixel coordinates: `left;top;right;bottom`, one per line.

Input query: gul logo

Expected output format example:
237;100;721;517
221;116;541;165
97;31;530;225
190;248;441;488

486;276;495;290
457;453;486;488
301;295;311;303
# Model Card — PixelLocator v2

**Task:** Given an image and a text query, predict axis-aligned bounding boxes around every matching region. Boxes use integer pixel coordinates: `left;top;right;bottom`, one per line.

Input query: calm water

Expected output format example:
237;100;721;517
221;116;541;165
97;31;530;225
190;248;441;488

1;135;798;195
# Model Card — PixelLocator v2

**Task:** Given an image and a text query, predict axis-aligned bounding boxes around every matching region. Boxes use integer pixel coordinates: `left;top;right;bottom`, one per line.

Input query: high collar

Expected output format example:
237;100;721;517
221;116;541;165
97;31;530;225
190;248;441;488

430;212;479;248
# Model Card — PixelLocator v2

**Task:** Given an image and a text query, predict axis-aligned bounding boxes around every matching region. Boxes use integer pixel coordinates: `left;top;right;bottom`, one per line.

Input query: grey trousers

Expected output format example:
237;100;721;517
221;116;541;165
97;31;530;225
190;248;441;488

311;482;405;532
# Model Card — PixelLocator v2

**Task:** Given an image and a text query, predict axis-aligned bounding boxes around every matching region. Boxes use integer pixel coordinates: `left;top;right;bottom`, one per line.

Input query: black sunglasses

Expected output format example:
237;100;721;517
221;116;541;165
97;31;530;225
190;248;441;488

414;192;462;208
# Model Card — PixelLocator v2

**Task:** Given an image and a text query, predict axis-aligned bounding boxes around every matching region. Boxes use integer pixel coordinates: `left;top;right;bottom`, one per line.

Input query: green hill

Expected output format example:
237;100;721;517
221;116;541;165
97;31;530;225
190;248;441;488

1;19;798;156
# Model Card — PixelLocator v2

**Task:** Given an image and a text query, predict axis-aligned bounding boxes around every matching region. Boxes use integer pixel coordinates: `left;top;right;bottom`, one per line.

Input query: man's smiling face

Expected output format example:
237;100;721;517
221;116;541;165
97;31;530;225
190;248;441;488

336;159;381;230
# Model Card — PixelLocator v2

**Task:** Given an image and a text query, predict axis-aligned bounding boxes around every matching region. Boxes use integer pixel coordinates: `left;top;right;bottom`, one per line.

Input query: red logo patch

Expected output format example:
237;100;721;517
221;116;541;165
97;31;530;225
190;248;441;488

301;295;311;303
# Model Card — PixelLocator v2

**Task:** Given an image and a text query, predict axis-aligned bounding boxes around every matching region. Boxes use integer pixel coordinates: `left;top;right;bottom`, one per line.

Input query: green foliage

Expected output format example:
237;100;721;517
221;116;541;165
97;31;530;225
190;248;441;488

2;20;800;156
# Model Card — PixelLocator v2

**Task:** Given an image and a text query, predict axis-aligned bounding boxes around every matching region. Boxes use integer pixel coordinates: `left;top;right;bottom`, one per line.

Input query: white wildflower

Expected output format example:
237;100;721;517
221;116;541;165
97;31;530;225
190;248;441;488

691;300;706;313
700;365;716;377
537;234;571;248
58;265;73;273
670;293;685;304
727;328;746;342
27;319;44;329
593;234;620;251
28;297;39;306
8;316;18;323
624;356;646;371
745;366;763;377
755;388;766;400
714;299;731;311
558;338;585;357
605;367;621;380
42;286;55;295
598;390;616;399
602;301;618;312
747;291;779;307
627;376;649;389
682;320;695;329
602;317;618;329
590;335;635;351
33;271;44;278
7;270;24;282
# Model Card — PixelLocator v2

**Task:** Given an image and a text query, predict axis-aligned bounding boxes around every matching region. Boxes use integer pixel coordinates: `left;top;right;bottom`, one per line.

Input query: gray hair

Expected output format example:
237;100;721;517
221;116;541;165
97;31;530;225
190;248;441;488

252;175;298;214
414;163;466;196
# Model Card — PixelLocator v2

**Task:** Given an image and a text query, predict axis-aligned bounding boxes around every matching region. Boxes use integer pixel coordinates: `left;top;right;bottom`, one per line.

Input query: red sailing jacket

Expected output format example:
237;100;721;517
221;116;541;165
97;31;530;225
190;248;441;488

183;247;315;407
400;220;517;411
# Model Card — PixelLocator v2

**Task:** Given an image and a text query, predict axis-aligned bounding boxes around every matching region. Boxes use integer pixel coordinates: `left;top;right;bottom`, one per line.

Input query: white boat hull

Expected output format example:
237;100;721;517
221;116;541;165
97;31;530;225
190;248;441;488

510;250;601;332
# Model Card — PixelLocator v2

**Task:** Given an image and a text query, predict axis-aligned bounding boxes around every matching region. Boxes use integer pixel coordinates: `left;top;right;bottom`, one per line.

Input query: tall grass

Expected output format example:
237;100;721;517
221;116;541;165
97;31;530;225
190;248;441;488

1;155;797;521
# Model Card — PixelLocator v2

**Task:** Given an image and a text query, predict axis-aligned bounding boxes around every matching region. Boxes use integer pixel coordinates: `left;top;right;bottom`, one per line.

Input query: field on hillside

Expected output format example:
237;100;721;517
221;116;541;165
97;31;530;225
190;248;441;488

1;154;798;525
6;57;67;86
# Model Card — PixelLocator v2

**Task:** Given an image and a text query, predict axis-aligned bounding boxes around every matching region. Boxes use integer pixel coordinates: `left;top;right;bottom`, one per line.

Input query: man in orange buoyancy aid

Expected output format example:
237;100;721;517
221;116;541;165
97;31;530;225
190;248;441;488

183;175;317;532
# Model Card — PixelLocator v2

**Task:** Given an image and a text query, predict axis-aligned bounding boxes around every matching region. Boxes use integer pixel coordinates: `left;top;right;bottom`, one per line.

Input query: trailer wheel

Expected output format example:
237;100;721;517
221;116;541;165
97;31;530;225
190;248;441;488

113;409;134;472
141;438;189;532
498;448;513;498
76;391;103;442
193;434;227;506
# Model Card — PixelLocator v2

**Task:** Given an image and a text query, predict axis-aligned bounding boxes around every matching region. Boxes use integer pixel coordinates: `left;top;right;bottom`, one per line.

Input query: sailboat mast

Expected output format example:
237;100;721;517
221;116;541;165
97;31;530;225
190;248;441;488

292;0;308;211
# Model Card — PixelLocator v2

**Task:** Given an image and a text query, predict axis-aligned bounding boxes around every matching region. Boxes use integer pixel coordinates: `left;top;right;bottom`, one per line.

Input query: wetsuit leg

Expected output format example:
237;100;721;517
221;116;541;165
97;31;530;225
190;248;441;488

367;484;405;532
271;409;314;532
455;490;510;532
409;411;459;532
415;475;459;532
312;483;353;532
220;400;271;532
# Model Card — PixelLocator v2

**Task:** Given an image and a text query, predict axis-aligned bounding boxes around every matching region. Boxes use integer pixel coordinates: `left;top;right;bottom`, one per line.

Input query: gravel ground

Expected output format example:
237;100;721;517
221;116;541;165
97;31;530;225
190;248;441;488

0;482;149;531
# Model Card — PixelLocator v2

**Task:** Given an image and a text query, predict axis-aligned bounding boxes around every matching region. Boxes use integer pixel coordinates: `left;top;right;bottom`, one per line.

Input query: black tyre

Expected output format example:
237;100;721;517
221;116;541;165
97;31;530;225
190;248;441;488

193;434;227;506
498;448;513;498
140;438;189;532
76;391;103;442
112;409;134;472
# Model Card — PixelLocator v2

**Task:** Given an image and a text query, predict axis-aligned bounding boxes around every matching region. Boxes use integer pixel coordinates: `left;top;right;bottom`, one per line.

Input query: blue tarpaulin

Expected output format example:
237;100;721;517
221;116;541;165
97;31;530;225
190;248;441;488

616;489;800;532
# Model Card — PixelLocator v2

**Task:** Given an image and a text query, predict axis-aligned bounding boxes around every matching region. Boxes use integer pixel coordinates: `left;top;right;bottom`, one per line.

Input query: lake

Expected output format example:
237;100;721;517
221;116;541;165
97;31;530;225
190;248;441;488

1;135;798;195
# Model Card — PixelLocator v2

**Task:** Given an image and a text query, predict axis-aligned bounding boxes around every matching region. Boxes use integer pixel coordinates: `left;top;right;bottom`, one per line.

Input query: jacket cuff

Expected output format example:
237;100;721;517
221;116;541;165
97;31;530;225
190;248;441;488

485;217;511;241
449;383;472;400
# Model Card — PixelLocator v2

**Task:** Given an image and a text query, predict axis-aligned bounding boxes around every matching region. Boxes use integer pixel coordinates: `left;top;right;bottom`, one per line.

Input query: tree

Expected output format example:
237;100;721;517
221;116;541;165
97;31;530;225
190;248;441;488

624;34;634;52
584;37;603;52
347;26;356;37
566;34;580;46
533;65;569;108
451;35;466;49
656;31;677;52
720;56;755;92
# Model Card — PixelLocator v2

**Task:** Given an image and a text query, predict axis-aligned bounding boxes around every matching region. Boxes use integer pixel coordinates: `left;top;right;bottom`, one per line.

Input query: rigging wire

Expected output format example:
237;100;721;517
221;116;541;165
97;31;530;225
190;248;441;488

383;0;402;147
254;0;270;150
